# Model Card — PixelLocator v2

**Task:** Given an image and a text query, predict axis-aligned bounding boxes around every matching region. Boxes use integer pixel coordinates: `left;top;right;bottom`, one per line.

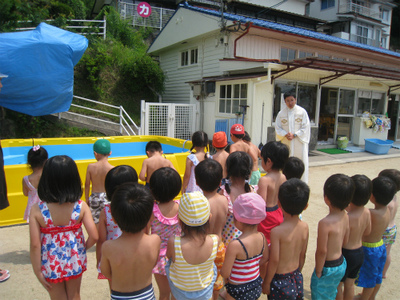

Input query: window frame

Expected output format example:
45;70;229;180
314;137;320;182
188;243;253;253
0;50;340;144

218;83;248;115
179;47;198;67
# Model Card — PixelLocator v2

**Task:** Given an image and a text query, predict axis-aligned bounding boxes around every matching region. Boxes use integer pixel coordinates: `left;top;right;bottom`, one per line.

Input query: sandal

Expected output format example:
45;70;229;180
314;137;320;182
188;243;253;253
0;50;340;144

0;270;10;282
0;269;9;275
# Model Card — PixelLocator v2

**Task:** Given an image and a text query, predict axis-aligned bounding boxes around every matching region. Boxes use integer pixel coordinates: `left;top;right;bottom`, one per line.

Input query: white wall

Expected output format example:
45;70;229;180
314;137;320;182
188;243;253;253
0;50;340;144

237;0;308;15
308;0;338;22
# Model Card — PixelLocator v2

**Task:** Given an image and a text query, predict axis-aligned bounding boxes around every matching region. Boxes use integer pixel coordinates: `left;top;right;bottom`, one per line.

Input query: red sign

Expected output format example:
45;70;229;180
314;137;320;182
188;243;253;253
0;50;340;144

137;2;152;18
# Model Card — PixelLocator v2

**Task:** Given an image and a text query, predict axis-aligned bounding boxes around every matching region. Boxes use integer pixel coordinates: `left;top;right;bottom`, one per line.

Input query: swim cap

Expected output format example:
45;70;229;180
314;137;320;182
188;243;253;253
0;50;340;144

212;131;228;148
230;124;244;135
93;139;111;155
233;193;266;225
179;192;210;226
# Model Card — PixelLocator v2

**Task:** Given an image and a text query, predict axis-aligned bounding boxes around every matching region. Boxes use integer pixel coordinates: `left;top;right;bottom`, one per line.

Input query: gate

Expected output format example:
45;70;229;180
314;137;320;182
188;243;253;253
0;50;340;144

140;101;198;140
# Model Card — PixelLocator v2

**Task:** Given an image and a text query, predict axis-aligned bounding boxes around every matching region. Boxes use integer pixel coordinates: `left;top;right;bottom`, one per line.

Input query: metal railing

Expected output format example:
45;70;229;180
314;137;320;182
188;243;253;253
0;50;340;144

118;2;175;30
58;95;140;136
338;2;380;20
16;19;107;40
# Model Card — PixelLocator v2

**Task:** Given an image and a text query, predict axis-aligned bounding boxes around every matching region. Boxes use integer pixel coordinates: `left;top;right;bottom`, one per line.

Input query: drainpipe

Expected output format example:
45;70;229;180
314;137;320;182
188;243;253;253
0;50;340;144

233;23;252;59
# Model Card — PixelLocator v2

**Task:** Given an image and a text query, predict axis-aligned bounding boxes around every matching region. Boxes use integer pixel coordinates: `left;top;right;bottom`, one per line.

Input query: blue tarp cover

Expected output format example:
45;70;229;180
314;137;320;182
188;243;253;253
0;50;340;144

0;23;88;116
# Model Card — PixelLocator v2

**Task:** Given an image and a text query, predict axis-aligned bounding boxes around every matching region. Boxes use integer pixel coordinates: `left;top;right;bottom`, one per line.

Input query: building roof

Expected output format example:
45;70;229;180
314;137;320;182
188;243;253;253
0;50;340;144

181;2;400;59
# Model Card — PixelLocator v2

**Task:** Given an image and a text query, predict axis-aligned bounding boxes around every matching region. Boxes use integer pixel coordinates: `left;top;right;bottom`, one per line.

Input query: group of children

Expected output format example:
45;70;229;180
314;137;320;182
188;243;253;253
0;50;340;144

23;126;399;300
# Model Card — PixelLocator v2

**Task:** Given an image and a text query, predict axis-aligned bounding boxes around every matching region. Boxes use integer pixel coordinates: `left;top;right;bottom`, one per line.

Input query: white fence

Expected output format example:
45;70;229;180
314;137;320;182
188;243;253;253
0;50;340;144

118;2;175;30
55;95;140;136
16;19;107;39
140;101;198;140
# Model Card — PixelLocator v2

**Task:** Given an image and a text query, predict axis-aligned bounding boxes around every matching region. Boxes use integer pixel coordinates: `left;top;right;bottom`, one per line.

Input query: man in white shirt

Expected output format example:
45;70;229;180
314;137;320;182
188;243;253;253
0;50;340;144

275;92;310;182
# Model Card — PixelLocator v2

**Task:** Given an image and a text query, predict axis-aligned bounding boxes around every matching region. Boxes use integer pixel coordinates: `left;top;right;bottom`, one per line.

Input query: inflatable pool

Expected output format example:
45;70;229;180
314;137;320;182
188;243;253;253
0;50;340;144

1;136;192;227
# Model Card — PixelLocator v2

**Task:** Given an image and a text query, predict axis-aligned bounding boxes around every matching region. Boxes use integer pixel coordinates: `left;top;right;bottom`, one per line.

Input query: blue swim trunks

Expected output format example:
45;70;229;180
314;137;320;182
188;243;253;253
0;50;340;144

355;240;386;288
311;255;347;300
111;284;155;300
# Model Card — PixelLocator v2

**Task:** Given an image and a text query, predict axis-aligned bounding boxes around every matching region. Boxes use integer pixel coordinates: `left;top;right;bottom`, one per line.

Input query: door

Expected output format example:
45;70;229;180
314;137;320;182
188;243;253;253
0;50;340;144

388;94;399;141
318;87;337;143
336;89;356;142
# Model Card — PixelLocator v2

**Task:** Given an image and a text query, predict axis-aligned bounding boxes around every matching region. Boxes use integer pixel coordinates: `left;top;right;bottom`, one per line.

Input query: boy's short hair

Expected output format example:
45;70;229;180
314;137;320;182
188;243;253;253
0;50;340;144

261;141;289;170
105;165;139;200
195;159;223;192
324;174;355;210
111;183;154;233
146;141;162;153
243;131;251;142
372;176;397;206
279;178;309;215
282;157;304;180
378;169;400;192
351;175;372;206
150;167;182;203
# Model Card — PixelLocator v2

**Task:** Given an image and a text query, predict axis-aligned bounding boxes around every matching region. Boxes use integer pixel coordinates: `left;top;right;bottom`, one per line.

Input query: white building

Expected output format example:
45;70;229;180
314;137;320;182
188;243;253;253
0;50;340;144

148;3;400;148
307;0;396;49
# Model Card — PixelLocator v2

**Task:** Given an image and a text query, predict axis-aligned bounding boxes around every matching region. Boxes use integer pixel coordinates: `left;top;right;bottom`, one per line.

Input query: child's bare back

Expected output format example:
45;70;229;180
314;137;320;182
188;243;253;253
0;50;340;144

101;232;160;292
345;205;371;249
212;150;229;178
319;210;349;262
208;193;228;239
85;159;114;198
139;152;174;183
258;172;286;207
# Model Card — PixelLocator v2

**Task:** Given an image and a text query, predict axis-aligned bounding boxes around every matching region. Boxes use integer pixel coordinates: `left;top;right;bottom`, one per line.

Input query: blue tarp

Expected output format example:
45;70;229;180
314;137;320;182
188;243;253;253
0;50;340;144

0;23;88;116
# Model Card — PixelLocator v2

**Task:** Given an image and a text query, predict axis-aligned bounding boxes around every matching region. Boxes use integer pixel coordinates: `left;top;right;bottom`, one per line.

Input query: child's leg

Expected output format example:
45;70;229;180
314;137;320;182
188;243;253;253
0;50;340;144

65;276;82;300
48;282;68;300
369;284;381;300
359;287;375;300
343;278;356;300
154;273;172;300
382;244;392;278
336;282;343;300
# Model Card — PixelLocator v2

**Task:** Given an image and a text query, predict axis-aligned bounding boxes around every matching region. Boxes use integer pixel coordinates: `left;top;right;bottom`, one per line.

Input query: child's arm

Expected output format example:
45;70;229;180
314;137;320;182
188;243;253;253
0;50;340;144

100;241;112;280
221;240;240;281
81;201;99;249
299;224;309;272
22;177;29;196
139;160;148;182
263;230;278;295
166;236;176;261
181;157;193;193
96;209;107;268
314;220;328;278
29;204;51;291
84;166;91;202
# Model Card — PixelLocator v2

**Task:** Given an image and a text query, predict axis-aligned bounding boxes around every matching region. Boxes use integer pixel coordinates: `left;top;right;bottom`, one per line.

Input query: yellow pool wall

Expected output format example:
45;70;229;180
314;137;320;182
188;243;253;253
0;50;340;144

1;136;192;227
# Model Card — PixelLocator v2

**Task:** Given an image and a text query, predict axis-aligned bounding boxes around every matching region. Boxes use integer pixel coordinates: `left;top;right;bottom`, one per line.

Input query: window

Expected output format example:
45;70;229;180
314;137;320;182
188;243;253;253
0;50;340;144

280;48;296;62
356;25;368;45
219;83;247;114
180;47;198;67
273;81;317;123
380;8;389;21
357;91;384;115
299;51;313;59
321;0;335;10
